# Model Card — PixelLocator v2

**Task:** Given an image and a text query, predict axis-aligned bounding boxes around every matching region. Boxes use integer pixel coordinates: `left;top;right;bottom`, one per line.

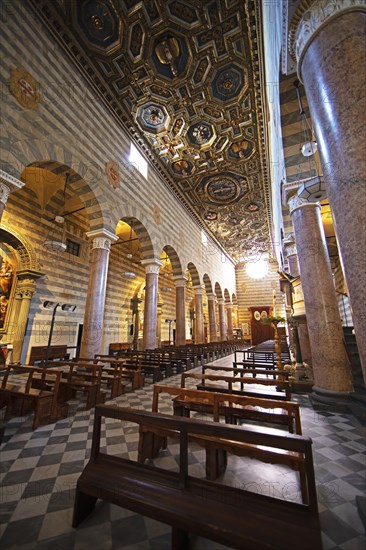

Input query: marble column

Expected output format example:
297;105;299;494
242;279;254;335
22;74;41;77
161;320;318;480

207;293;217;343
289;196;353;399
173;275;187;346
80;229;118;358
284;234;300;277
157;299;164;346
130;297;142;350
12;280;36;363
0;170;24;222
141;259;163;350
292;0;366;380
218;299;227;341
298;321;312;366
193;286;205;344
226;303;234;340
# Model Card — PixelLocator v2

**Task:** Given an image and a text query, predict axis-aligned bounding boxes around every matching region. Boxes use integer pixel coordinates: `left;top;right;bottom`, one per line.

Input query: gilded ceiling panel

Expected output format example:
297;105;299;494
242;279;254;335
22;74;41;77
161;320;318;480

29;0;270;261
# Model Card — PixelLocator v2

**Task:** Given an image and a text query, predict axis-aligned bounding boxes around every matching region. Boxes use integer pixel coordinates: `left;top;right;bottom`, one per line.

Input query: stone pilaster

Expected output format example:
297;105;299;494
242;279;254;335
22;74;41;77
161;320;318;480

284;233;300;277
207;293;217;343
173;275;187;346
289;196;353;399
80;229;118;358
141;258;163;350
12;280;36;363
290;0;366;383
193;286;205;344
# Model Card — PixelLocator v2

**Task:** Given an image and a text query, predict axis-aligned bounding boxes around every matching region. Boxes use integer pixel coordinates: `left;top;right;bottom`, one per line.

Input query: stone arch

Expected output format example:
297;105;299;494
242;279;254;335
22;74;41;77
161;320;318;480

224;288;231;303
232;293;238;305
214;282;223;300
0;221;42;273
162;245;183;277
187;262;201;287
119;215;155;260
203;273;213;294
23;161;107;231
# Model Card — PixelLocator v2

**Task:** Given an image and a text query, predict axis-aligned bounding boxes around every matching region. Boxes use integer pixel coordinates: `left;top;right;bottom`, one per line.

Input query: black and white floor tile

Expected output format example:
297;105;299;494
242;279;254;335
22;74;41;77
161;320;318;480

0;355;365;549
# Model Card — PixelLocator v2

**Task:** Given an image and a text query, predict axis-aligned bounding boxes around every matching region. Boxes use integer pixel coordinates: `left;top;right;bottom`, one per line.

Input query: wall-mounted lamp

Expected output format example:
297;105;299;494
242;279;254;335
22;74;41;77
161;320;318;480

61;303;77;312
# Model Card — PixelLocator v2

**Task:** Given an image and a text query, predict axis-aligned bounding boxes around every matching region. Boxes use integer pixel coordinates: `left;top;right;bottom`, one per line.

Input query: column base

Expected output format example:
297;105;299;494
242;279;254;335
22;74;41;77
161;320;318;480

309;386;352;412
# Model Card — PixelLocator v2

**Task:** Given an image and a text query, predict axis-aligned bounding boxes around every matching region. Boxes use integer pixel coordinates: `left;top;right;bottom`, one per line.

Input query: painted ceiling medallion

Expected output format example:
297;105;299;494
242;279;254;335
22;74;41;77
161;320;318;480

228;139;255;160
211;63;248;103
76;0;122;54
151;33;190;79
137;102;170;134
186;122;215;148
171;159;193;176
105;160;120;189
9;68;41;110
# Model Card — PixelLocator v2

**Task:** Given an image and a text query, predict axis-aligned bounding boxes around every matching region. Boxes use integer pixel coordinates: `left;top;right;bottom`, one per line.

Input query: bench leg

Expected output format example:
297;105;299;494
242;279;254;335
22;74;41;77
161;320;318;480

72;487;97;528
205;447;227;480
172;527;189;550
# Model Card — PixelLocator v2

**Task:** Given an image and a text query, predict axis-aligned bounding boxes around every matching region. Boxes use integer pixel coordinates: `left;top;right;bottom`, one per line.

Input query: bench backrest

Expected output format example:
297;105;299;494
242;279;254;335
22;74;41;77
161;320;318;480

181;372;291;399
91;404;318;512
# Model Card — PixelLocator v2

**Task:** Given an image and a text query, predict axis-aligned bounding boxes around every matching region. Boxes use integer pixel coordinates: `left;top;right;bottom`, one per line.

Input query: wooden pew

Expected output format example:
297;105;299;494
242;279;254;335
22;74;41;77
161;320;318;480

73;405;323;550
0;365;68;429
181;371;292;401
202;364;290;380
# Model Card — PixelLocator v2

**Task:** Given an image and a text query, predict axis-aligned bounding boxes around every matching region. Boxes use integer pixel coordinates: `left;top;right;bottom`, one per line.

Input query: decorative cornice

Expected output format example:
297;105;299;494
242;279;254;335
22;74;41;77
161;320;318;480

289;0;366;77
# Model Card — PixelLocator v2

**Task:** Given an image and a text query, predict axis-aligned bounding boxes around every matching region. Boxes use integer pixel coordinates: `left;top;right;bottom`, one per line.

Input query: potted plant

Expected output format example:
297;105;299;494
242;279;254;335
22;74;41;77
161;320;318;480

261;315;286;371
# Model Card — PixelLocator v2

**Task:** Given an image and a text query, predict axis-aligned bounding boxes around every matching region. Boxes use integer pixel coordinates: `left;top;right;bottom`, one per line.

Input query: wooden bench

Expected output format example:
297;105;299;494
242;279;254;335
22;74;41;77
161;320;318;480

29;345;70;365
45;362;106;409
73;405;322;550
182;371;292;401
203;364;290;380
0;365;68;429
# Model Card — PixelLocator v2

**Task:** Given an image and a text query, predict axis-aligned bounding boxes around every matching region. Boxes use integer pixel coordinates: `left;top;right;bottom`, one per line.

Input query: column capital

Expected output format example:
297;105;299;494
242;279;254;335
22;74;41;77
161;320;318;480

0;170;24;205
288;194;321;216
288;0;366;78
193;285;204;296
172;275;188;288
141;258;163;274
206;293;216;301
225;302;233;310
218;299;225;306
86;228;118;250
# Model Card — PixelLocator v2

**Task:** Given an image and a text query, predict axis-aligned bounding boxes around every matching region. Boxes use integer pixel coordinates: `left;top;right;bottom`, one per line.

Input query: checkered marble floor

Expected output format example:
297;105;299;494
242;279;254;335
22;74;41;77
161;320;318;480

1;355;365;549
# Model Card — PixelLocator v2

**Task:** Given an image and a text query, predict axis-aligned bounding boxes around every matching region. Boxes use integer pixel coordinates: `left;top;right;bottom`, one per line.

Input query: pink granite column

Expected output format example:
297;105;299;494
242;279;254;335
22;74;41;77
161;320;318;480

218;299;227;341
141;259;162;350
173;275;187;346
289;196;353;399
292;0;366;381
226;304;234;340
207;293;217;343
80;229;118;358
0;171;24;222
193;286;205;344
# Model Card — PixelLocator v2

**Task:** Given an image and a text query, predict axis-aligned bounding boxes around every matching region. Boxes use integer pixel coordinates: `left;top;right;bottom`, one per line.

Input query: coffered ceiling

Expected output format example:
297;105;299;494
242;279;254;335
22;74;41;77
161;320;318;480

29;0;271;261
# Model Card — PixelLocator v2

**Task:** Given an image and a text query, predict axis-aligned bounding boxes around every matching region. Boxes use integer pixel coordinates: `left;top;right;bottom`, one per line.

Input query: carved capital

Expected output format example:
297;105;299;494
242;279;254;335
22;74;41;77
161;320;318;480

206;293;216;302
288;194;320;215
0;170;24;204
0;183;10;205
173;275;188;288
91;238;111;251
141;258;163;275
193;285;204;296
86;228;118;250
289;0;366;76
18;278;36;299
